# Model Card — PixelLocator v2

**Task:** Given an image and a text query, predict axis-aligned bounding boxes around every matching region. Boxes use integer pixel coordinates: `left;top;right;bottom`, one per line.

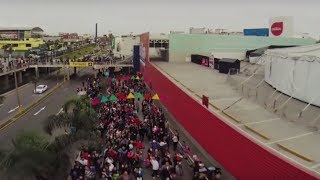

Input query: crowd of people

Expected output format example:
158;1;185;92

0;57;29;73
69;70;222;180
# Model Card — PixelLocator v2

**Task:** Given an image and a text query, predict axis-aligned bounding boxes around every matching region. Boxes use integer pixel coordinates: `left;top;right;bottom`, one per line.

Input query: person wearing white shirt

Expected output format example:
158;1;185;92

150;157;159;179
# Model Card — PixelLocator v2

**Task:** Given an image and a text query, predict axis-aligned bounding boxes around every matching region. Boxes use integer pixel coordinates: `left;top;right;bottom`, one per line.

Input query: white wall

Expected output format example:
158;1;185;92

113;36;139;57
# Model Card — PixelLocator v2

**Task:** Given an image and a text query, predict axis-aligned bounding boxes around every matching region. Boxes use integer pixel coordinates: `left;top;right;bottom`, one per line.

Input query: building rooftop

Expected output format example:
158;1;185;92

0;27;44;32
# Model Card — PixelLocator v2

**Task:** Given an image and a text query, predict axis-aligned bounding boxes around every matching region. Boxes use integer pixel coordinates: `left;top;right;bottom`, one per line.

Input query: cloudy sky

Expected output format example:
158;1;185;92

0;0;319;38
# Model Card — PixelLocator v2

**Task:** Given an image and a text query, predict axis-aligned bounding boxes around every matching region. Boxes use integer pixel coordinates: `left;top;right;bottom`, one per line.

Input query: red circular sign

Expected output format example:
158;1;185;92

271;22;283;36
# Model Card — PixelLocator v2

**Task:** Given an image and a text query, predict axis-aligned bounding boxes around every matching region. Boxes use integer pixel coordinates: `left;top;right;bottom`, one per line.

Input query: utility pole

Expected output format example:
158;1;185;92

10;52;22;111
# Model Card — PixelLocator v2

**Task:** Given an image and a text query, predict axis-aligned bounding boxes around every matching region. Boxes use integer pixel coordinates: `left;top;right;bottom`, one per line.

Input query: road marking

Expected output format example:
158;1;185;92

56;108;63;115
8;106;20;113
265;131;318;145
231;106;260;111
241;118;281;126
311;163;320;169
34;106;46;116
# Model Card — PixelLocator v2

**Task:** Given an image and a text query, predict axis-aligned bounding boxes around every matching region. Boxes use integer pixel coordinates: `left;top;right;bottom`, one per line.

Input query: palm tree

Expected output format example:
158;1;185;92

44;97;97;149
0;96;98;179
43;95;97;140
0;131;70;180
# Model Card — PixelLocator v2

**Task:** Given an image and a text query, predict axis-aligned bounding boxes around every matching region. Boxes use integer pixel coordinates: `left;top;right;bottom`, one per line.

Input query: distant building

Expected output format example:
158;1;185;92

0;27;44;40
170;31;185;34
0;27;45;52
189;27;208;34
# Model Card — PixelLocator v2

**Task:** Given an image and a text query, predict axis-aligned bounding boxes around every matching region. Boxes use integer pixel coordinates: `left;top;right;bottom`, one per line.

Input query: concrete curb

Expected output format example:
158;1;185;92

222;111;241;123
244;124;270;140
1;83;32;97
0;81;67;130
209;102;220;110
277;143;313;162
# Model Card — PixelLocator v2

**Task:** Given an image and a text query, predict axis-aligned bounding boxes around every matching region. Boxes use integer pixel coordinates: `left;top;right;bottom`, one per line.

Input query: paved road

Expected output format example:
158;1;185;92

0;79;62;123
0;68;92;146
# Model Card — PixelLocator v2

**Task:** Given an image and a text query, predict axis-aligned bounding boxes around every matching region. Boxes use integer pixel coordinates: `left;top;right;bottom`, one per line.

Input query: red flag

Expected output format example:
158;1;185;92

117;93;126;100
144;93;152;100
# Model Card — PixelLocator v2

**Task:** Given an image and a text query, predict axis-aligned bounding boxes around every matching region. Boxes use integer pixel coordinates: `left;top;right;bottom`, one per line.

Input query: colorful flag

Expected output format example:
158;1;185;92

144;93;152;100
100;95;108;103
152;94;160;100
135;92;143;99
109;94;118;102
117;93;126;100
127;92;135;99
91;98;100;106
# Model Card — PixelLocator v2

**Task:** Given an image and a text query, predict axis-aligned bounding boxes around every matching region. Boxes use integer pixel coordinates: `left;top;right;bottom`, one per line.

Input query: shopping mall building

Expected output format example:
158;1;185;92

0;27;45;55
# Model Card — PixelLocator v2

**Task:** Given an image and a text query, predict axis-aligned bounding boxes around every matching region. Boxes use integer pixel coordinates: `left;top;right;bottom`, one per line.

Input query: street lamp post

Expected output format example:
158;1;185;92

10;53;22;111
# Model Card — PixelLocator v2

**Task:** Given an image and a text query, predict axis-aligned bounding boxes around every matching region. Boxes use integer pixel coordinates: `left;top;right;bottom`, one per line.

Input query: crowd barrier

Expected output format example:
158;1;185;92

143;63;319;179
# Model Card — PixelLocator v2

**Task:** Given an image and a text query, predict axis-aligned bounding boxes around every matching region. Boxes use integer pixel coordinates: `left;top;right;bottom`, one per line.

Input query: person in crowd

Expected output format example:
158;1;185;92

69;71;221;180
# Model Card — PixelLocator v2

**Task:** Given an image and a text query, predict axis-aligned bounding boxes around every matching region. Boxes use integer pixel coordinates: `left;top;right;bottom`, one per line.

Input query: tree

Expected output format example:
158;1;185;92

43;95;97;140
1;96;98;179
0;131;70;180
42;96;98;177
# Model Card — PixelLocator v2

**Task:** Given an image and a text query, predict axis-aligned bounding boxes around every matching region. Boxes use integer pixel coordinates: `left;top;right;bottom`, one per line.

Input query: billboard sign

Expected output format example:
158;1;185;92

269;16;293;37
0;31;18;40
271;22;283;36
69;62;93;67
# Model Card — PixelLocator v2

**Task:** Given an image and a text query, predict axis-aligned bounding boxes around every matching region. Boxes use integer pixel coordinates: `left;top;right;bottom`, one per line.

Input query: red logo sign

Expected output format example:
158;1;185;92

271;22;283;36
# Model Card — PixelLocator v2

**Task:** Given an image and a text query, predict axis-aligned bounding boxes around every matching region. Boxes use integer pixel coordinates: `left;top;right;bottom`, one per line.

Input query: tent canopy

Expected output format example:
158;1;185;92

247;45;297;58
265;44;320;61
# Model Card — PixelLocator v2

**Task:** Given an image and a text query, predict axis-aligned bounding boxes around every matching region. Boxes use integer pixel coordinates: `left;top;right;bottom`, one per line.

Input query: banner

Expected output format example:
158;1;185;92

133;45;140;73
69;62;93;67
139;32;150;67
0;31;18;40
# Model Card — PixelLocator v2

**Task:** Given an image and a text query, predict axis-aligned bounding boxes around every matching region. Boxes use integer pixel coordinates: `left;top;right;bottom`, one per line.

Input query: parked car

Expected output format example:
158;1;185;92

34;85;48;94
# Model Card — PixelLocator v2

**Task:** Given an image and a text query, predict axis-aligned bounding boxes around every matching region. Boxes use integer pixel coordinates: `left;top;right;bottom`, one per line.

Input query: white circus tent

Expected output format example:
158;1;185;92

263;44;320;106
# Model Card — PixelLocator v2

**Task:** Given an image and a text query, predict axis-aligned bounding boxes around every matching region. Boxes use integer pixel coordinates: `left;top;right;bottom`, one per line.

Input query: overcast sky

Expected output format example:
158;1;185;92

0;0;319;38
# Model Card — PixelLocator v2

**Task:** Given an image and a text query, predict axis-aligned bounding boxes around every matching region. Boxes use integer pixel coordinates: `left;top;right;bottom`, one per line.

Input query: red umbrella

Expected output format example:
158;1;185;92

144;93;152;100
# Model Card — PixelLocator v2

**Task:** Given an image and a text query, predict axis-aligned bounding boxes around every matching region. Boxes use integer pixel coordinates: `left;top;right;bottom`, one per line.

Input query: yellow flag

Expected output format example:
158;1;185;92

152;94;160;100
127;92;135;99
